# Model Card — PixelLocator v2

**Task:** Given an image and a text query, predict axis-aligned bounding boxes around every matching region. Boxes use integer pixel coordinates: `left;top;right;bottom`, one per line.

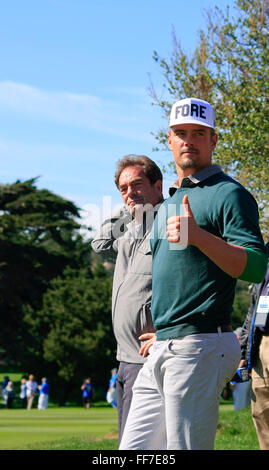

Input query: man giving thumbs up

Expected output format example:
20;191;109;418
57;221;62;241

120;98;267;451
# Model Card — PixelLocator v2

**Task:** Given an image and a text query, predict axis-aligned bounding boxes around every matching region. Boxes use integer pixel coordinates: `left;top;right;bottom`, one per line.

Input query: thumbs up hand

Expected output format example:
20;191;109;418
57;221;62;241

166;194;200;246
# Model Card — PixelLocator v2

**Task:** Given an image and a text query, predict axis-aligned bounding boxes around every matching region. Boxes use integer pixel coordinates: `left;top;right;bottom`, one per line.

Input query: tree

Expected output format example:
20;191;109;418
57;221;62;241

149;0;269;233
232;280;252;328
0;178;116;400
23;264;115;404
0;178;85;363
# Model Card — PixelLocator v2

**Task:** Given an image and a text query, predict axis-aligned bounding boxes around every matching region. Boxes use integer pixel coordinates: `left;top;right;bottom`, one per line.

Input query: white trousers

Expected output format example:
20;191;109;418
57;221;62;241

38;394;49;409
119;331;240;450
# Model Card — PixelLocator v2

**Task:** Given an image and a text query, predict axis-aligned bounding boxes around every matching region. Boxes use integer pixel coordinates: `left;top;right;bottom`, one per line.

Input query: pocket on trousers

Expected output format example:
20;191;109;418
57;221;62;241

168;338;203;357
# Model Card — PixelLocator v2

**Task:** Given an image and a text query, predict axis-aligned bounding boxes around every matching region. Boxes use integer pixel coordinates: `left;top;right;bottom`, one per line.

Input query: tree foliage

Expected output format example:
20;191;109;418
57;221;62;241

232;280;252;329
0;178;88;362
149;0;269;232
0;178;116;402
23;264;115;404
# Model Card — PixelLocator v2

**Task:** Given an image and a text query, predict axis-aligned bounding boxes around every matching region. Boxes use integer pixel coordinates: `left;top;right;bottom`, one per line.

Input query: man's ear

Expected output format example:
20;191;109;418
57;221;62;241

211;133;218;151
154;179;163;198
167;132;172;150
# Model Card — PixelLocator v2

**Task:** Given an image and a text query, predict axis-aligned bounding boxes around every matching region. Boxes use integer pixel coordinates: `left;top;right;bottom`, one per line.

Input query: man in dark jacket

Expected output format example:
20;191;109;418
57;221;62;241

240;244;269;449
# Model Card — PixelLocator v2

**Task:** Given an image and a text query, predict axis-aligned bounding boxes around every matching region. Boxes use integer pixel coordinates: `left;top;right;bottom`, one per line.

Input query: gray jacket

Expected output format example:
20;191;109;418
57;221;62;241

91;205;157;364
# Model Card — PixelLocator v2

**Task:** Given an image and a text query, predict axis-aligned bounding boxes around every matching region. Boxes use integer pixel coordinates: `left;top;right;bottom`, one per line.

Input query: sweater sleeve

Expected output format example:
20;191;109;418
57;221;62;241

239;248;268;283
91;206;132;258
213;183;267;282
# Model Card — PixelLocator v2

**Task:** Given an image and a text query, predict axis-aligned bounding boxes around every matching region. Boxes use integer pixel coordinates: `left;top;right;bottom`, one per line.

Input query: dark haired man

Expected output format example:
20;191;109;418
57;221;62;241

92;154;163;443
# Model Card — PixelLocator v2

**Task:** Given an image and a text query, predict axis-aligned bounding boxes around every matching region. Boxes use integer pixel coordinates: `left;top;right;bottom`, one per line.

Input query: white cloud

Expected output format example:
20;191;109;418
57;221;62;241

0;81;158;141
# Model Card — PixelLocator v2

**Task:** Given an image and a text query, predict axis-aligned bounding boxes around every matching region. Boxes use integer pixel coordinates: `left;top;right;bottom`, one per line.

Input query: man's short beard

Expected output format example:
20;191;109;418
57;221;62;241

179;160;200;170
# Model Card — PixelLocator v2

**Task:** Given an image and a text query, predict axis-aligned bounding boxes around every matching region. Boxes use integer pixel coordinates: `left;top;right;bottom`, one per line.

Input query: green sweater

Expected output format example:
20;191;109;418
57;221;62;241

150;168;267;340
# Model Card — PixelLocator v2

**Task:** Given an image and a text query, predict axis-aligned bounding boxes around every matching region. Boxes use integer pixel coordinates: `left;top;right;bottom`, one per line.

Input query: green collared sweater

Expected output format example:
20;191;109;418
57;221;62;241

150;171;267;340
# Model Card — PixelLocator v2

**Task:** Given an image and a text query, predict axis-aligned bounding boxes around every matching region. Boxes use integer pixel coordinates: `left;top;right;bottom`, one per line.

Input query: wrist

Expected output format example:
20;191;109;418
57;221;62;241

190;226;208;248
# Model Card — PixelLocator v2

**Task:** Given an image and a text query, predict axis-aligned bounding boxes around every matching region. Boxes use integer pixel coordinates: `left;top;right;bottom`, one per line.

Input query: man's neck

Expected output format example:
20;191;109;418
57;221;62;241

176;167;195;187
176;164;214;187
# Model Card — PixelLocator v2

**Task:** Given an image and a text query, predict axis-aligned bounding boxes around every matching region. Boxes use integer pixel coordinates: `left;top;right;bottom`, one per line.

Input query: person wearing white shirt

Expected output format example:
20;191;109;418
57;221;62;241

26;374;38;409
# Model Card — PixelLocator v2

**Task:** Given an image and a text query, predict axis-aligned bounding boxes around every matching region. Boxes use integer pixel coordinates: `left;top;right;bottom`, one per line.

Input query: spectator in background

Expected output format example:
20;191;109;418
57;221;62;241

81;377;94;409
2;376;10;405
38;377;50;410
107;368;118;408
26;374;38;410
2;376;10;388
20;378;27;408
6;381;15;409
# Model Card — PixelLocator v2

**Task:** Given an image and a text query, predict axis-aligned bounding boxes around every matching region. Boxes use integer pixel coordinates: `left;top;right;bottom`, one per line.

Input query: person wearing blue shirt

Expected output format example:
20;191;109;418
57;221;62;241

107;368;118;408
81;377;94;409
38;377;50;410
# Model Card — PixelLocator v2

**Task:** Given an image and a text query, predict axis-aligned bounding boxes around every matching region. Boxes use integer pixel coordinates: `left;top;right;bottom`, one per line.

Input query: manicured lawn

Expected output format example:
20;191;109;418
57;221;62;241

0;369;260;451
0;406;118;450
0;397;259;450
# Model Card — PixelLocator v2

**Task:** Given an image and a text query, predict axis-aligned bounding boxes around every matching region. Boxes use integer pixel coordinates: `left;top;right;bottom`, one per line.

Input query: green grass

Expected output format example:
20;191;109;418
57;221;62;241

0;368;259;450
0;406;118;450
0;402;259;450
215;402;259;450
0;370;26;384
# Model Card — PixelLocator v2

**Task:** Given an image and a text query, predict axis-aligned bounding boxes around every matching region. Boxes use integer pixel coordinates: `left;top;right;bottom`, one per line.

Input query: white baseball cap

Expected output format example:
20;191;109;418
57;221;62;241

169;97;215;129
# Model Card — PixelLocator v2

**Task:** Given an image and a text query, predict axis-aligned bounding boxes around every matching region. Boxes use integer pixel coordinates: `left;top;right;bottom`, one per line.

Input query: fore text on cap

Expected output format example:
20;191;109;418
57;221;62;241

175;103;207;120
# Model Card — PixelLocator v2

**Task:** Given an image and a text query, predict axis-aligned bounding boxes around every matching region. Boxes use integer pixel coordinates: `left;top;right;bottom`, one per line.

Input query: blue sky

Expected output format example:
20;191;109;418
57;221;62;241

0;0;234;231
